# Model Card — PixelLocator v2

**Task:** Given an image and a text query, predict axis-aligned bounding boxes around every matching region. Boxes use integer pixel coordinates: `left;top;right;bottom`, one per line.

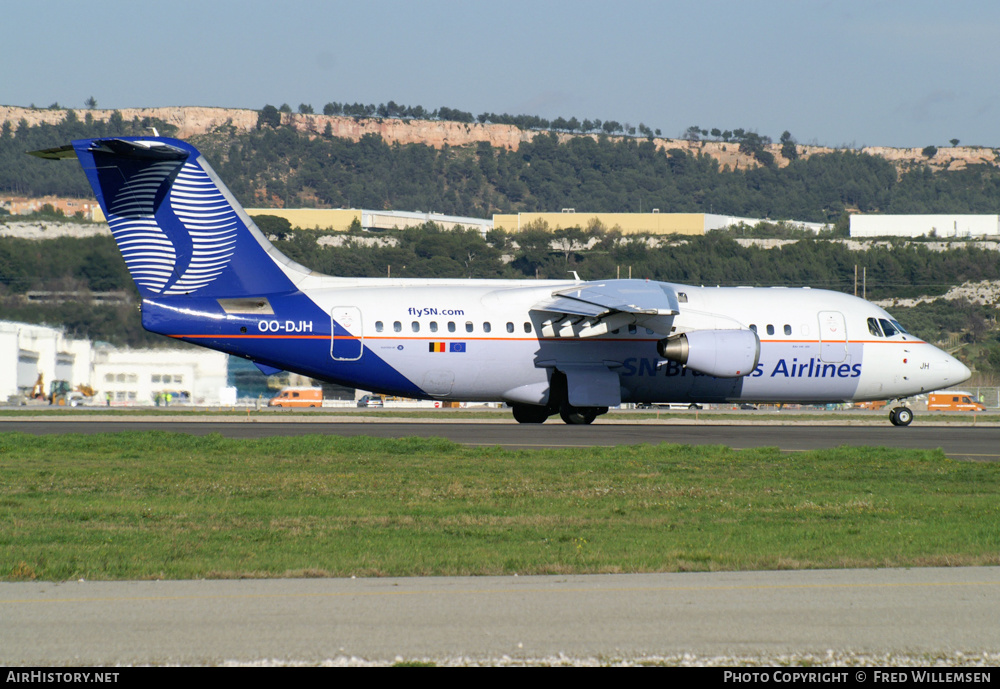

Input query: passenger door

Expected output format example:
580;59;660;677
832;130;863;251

331;306;363;361
818;311;847;363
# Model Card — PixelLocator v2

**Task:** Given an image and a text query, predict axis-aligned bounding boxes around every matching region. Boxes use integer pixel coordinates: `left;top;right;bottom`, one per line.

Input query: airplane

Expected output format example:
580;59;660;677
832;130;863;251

30;136;972;426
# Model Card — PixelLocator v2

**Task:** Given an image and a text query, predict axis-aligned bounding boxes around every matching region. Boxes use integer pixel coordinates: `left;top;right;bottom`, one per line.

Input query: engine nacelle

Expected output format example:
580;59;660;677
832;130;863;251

657;329;760;378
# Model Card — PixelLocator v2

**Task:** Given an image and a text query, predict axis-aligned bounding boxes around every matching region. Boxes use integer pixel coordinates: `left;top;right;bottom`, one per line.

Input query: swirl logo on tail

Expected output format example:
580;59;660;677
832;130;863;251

106;160;238;295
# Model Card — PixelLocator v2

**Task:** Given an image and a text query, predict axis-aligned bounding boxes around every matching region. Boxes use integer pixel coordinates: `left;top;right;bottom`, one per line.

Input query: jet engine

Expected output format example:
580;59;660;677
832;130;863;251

657;329;760;378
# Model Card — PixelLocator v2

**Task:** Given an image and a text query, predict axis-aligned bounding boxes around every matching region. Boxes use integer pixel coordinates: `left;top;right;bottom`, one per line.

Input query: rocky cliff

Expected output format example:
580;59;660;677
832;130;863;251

2;105;995;173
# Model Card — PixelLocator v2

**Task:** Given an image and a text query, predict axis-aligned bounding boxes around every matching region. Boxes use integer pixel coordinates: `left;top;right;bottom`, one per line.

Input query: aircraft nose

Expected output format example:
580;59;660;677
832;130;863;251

939;352;971;386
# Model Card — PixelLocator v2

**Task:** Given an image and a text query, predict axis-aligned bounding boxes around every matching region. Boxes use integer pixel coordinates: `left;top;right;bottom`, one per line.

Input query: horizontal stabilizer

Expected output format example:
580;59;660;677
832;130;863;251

30;139;187;161
27;145;78;160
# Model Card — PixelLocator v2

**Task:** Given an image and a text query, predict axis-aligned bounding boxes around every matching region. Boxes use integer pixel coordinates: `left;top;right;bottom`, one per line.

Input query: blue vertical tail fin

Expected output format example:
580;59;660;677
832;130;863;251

39;137;301;298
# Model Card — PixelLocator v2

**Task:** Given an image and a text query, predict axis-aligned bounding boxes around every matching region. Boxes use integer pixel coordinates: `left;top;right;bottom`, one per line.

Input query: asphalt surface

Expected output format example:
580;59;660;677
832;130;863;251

2;568;999;665
3;417;999;460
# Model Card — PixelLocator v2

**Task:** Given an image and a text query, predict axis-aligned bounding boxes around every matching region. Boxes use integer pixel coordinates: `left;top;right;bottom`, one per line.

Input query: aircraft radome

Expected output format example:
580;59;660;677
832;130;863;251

31;137;971;426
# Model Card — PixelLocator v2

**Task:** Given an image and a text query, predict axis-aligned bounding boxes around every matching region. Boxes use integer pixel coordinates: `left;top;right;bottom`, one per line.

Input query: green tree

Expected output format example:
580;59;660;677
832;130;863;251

257;105;281;129
251;214;293;240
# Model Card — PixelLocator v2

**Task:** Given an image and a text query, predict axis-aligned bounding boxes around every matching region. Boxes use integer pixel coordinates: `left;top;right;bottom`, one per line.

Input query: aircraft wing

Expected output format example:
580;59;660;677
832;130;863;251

531;279;679;337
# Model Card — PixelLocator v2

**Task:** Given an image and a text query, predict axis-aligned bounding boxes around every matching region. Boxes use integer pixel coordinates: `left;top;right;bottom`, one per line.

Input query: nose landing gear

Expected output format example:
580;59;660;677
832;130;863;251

889;406;913;426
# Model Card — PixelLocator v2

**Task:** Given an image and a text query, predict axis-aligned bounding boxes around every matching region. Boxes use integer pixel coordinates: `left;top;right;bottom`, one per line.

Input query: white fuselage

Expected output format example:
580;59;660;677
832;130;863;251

281;275;970;405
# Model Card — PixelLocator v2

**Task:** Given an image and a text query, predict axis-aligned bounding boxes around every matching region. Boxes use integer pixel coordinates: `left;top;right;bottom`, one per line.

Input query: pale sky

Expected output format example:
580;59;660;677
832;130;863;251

4;0;999;148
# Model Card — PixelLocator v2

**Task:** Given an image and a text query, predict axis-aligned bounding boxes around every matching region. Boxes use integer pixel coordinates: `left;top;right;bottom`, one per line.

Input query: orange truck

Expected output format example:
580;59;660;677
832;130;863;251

927;391;985;412
268;387;323;408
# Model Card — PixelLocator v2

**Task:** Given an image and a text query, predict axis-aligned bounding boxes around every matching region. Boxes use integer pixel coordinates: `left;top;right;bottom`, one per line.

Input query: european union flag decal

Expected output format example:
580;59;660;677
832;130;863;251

449;342;466;353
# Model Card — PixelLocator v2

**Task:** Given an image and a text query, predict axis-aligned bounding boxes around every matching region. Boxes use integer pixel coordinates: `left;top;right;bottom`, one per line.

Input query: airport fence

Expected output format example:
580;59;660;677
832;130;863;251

966;387;1000;409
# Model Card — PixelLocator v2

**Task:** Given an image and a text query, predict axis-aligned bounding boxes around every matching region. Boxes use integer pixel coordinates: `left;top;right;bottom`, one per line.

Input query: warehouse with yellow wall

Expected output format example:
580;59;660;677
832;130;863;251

492;212;707;235
244;208;362;232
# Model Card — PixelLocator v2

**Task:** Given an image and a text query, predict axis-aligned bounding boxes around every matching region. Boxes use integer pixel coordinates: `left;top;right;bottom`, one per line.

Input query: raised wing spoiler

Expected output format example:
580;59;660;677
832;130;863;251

532;279;679;338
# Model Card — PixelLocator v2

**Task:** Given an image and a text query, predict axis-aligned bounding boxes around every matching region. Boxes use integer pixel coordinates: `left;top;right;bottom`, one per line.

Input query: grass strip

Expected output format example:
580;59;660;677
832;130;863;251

1;432;997;580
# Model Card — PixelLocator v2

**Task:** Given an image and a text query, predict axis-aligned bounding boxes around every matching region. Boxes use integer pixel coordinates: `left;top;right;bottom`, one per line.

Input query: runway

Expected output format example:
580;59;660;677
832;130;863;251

3;417;1000;460
2;568;998;665
4;415;998;665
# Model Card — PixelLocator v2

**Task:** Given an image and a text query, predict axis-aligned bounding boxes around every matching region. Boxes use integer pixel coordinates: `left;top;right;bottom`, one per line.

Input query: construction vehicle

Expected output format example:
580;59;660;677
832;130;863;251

50;381;96;406
31;374;46;400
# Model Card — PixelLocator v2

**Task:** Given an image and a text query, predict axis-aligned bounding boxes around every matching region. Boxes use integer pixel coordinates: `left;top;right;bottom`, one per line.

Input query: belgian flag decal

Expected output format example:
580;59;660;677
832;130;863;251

429;342;466;352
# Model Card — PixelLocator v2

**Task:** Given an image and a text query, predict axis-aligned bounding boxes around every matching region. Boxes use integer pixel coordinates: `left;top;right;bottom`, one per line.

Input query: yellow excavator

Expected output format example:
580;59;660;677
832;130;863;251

49;380;96;406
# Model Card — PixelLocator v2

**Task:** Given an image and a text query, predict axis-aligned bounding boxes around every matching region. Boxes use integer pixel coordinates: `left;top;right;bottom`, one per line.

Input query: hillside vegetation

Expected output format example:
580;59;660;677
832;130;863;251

6;110;1000;221
1;111;998;378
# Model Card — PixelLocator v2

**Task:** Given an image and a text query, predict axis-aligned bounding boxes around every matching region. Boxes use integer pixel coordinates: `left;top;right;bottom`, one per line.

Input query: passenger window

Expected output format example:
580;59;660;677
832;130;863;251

645;328;653;334
628;324;637;334
465;321;474;333
783;324;791;336
375;321;384;333
393;321;401;332
867;318;883;337
677;292;688;303
411;321;420;333
749;324;757;333
523;322;532;333
430;322;438;333
766;324;775;336
448;321;456;333
483;322;492;333
506;322;514;333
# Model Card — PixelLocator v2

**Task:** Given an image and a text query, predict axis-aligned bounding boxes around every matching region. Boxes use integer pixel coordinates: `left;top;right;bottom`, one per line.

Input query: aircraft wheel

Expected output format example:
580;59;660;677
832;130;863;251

888;408;898;425
894;407;913;427
512;404;549;424
559;404;599;425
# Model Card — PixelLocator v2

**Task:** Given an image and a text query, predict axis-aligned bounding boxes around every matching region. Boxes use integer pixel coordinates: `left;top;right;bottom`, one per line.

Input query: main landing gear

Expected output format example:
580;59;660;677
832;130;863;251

558;403;606;425
511;403;550;424
888;406;913;427
509;372;610;425
510;402;609;425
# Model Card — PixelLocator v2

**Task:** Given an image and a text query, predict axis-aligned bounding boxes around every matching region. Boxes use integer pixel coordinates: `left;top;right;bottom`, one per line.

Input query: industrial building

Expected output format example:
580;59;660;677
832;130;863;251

850;215;1000;238
92;346;230;406
51;201;830;237
0;320;232;406
492;211;828;235
0;321;91;403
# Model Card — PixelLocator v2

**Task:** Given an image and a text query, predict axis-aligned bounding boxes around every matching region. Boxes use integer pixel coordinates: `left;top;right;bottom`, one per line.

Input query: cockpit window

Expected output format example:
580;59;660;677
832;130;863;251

867;318;883;337
889;319;909;335
879;318;899;337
